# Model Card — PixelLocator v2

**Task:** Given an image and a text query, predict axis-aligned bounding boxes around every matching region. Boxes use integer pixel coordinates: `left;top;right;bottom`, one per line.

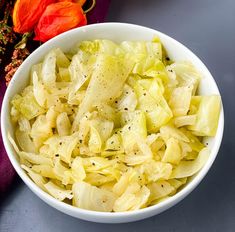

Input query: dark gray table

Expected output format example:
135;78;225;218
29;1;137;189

1;0;235;231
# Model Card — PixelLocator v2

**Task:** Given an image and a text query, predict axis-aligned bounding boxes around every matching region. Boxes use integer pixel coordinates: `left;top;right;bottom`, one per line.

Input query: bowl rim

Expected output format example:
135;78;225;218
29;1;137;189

1;22;224;221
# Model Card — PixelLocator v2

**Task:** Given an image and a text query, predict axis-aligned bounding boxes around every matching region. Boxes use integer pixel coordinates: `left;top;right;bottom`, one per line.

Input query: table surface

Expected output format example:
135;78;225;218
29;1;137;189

1;0;235;231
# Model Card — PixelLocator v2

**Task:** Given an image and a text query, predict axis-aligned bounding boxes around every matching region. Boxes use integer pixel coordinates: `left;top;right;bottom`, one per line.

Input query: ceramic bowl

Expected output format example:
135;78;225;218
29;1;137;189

1;23;224;223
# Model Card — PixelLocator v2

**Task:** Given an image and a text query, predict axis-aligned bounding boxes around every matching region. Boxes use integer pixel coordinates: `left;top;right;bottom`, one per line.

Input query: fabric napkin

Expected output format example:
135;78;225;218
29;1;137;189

87;0;111;24
0;0;111;194
0;82;16;194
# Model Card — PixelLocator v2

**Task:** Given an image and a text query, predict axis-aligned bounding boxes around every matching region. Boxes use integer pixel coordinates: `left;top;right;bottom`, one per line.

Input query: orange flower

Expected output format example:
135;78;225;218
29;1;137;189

74;0;87;6
13;0;56;33
57;0;87;6
34;2;87;42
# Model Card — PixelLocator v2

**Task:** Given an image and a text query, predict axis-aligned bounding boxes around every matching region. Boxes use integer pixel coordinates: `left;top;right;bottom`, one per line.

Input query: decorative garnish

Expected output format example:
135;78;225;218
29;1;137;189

13;0;56;34
34;1;87;42
0;1;17;64
0;0;96;85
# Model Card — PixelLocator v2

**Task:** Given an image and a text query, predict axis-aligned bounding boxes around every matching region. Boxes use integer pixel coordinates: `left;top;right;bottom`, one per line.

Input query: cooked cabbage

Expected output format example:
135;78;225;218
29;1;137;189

44;181;73;201
170;147;209;178
188;95;221;136
9;38;220;212
73;182;116;212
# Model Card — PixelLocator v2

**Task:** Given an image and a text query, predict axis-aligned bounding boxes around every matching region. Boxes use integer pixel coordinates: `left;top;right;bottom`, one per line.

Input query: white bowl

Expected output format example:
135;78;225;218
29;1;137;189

1;23;224;223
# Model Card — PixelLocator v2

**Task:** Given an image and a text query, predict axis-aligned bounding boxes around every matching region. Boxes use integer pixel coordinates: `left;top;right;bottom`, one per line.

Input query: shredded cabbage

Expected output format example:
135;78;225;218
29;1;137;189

44;181;73;201
9;38;220;212
188;95;221;136
73;181;116;212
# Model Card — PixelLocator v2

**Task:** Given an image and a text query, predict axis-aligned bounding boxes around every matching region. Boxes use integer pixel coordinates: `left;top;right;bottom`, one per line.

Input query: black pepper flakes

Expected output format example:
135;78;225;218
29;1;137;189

92;162;95;166
59;142;62;145
115;101;118;104
79;139;83;144
55;154;59;157
166;57;170;61
124;108;128;111
161;184;164;188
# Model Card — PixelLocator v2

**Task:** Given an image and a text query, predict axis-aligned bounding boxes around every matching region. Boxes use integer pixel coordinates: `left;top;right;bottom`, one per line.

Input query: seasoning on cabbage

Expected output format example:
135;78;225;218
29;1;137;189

8;38;221;212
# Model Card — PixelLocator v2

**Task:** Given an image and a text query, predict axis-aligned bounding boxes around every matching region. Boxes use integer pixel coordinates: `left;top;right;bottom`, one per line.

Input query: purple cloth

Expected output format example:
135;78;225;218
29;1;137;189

0;81;16;194
86;0;111;24
0;0;111;194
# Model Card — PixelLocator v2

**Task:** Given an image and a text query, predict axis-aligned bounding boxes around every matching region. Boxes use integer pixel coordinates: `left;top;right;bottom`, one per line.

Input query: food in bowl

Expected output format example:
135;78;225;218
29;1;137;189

8;38;220;212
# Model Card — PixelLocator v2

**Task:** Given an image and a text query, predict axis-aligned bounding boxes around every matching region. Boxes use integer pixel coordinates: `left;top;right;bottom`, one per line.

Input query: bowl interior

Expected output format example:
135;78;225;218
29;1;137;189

1;23;224;223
